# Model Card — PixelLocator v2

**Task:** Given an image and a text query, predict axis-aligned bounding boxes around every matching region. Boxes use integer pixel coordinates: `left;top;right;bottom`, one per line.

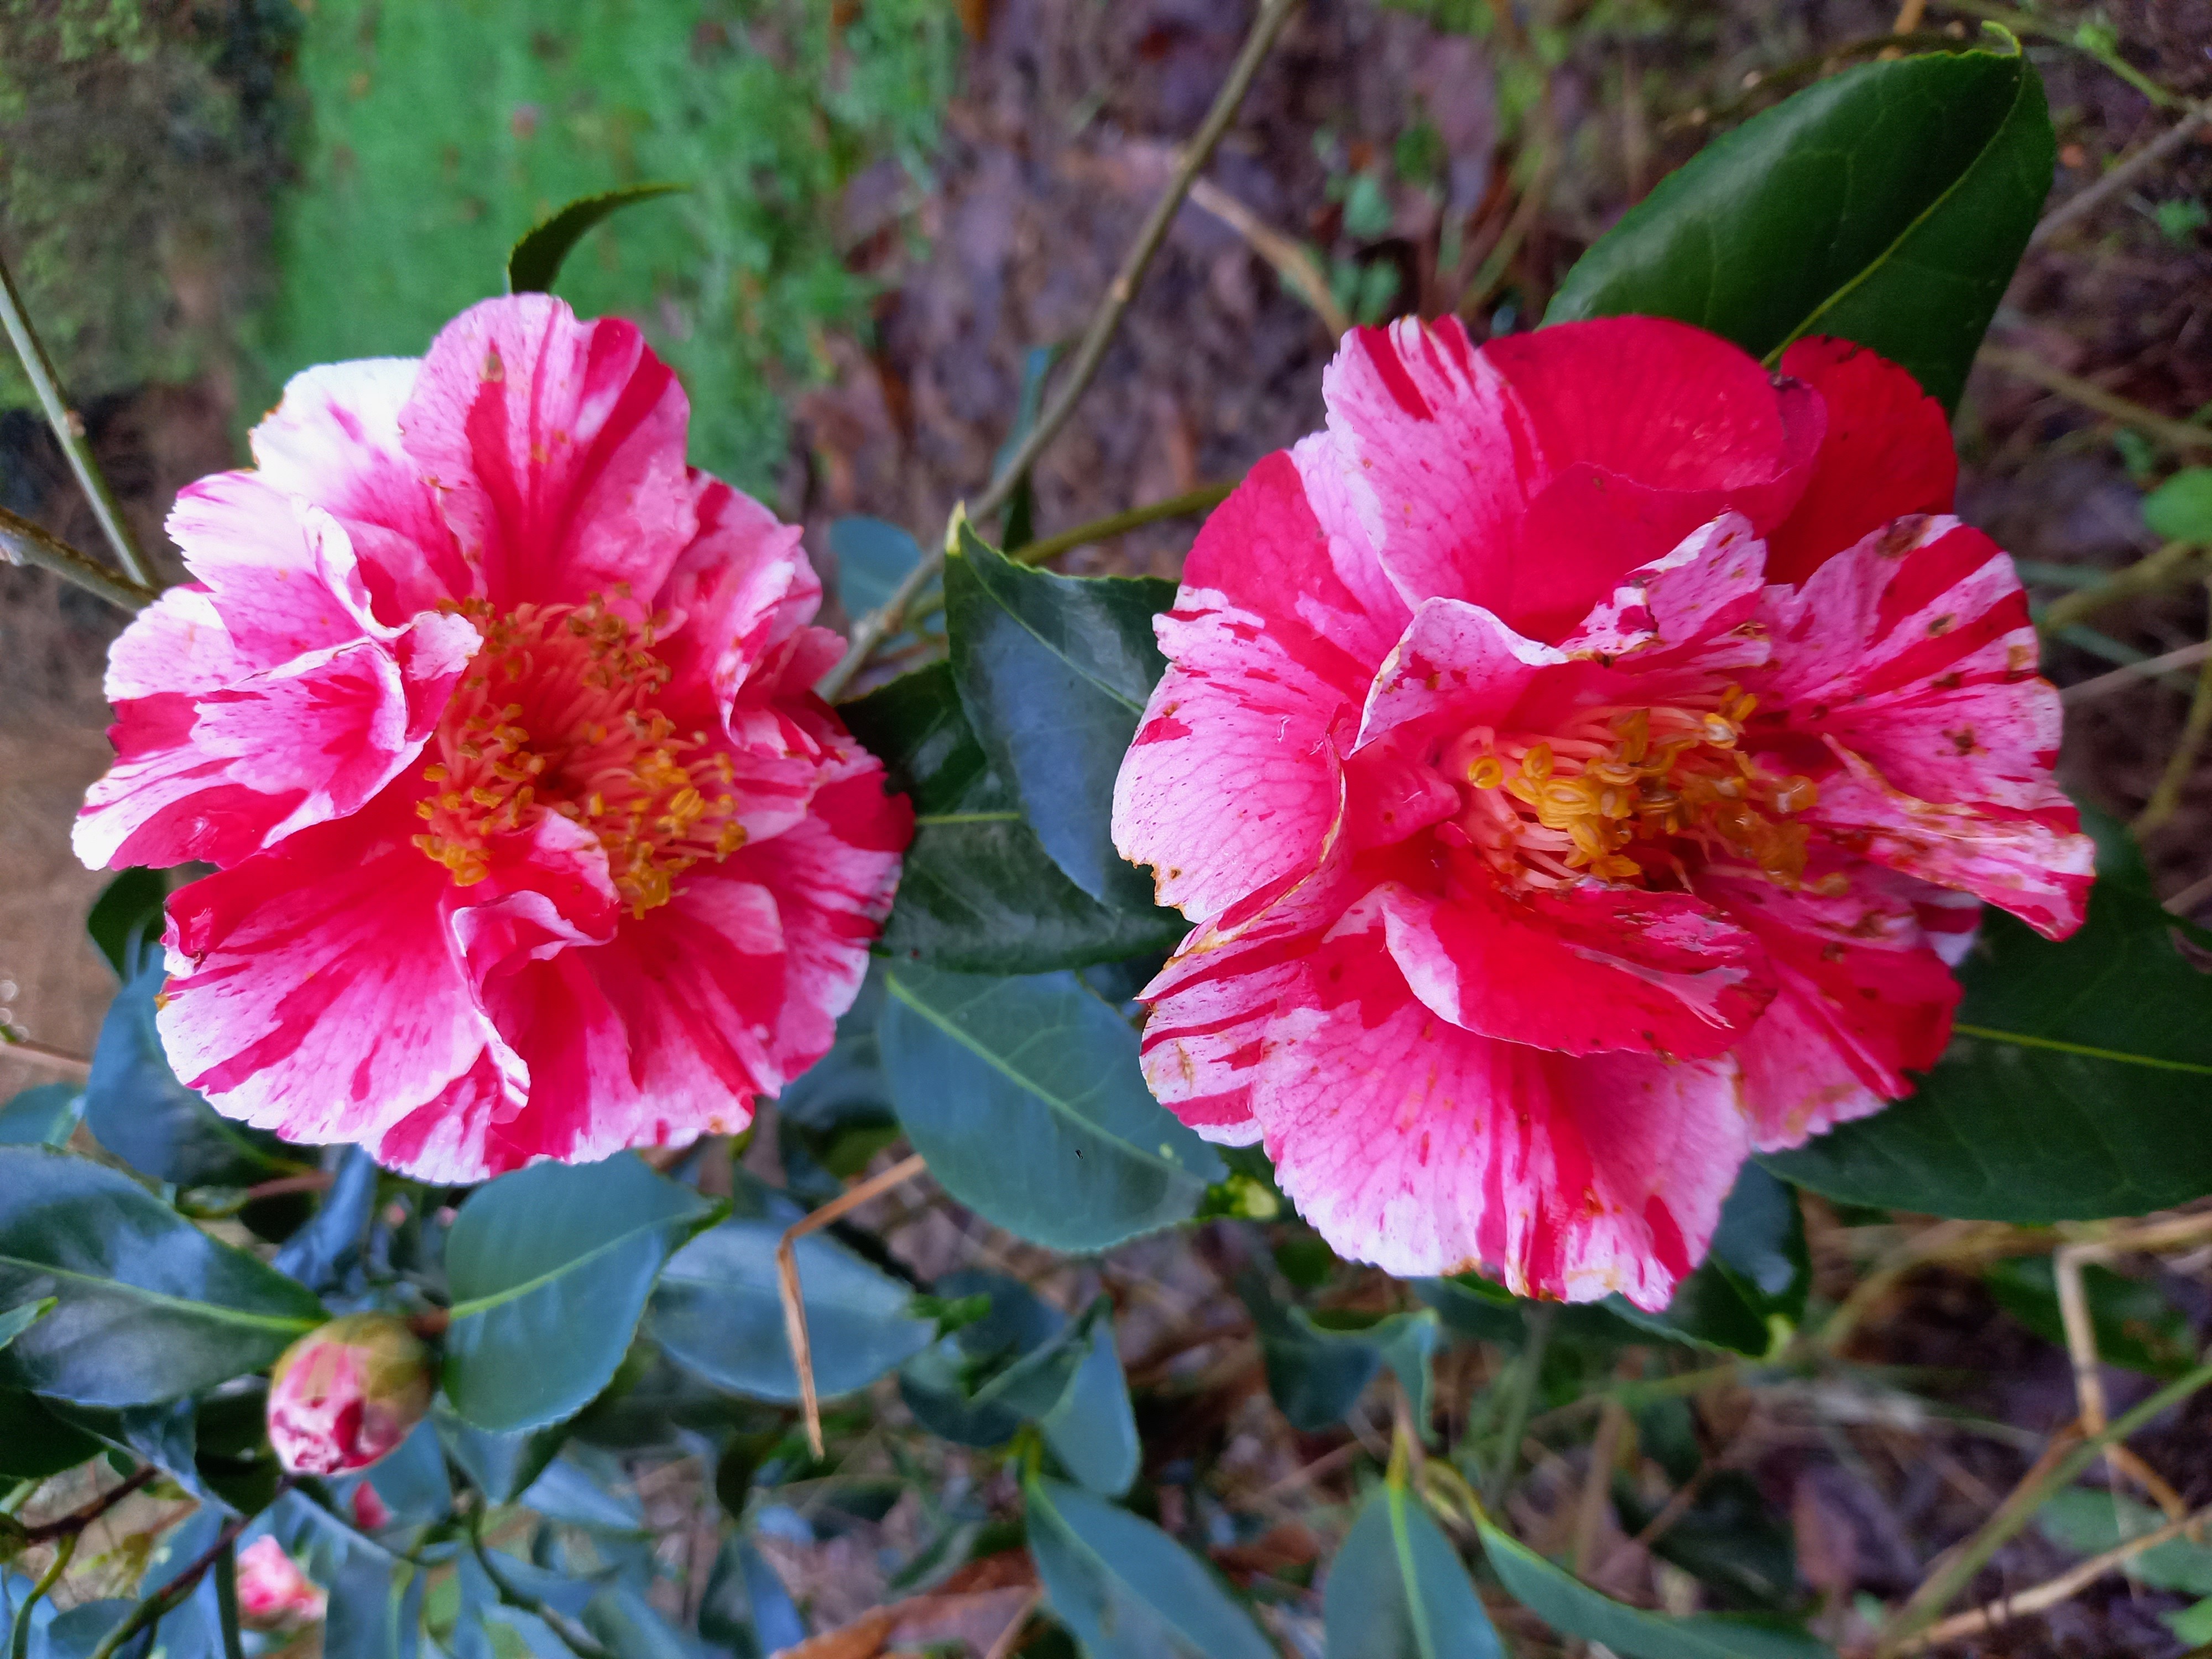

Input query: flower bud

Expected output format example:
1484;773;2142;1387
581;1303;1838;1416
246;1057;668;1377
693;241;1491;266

233;1536;327;1629
265;1313;432;1475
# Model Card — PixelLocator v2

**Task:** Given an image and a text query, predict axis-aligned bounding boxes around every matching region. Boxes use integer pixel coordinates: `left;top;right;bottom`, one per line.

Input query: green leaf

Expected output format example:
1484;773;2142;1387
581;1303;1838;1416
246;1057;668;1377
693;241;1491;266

0;1298;53;1353
85;868;166;980
1242;1273;1438;1433
442;1154;722;1432
1025;1475;1275;1659
1477;1512;1835;1659
1985;1256;2197;1378
84;964;295;1189
1763;876;2212;1219
434;1402;571;1505
0;1086;79;1147
505;183;685;295
581;1588;693;1659
0;1146;322;1406
649;1171;932;1403
1604;1165;1807;1355
1546;46;2052;410
900;1270;1066;1448
1036;1302;1140;1498
828;517;927;620
1324;1481;1503;1659
2144;469;2212;544
0;1388;102;1478
879;964;1222;1251
945;518;1177;908
841;665;1186;973
2037;1488;2212;1595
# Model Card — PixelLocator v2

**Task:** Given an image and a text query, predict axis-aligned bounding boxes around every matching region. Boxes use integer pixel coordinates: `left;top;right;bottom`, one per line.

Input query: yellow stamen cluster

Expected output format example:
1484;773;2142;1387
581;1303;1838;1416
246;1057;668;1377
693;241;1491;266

413;594;745;917
1450;686;1829;891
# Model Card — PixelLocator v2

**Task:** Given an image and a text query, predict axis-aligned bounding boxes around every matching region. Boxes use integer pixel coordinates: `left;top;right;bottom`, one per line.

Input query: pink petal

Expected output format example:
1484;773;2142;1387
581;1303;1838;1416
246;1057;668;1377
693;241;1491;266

1355;597;1568;752
1252;908;1746;1308
1765;337;1957;588
399;294;694;611
1378;873;1773;1060
157;794;508;1152
249;357;473;619
1752;516;2093;936
1562;512;1768;669
1115;453;1370;922
167;479;388;667
1706;867;1960;1149
654;472;820;722
103;585;255;703
1313;319;1535;615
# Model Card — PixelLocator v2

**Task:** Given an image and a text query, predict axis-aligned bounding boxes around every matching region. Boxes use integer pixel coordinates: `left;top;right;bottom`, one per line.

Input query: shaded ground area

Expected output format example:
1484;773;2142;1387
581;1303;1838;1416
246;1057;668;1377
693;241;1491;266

3;0;2211;1652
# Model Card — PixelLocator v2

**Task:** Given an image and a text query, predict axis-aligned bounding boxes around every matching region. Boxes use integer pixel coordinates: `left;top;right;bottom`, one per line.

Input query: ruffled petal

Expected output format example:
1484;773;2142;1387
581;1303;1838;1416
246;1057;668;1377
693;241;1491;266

1313;319;1536;615
1355;596;1568;752
1705;866;1960;1149
1252;906;1747;1308
1115;452;1373;922
1765;337;1957;588
166;479;389;667
156;794;505;1151
249;357;472;619
399;294;694;611
103;585;255;703
1378;872;1772;1059
1562;512;1768;669
1752;516;2093;936
654;472;820;724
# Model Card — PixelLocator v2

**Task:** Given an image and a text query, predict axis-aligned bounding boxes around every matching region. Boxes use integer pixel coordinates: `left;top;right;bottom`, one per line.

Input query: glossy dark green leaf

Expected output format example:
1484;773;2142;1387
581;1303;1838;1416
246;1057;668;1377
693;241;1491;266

1985;1256;2196;1378
946;519;1176;907
442;1154;723;1432
0;1084;79;1147
1547;47;2052;410
84;963;295;1189
1764;877;2212;1219
0;1389;101;1478
649;1172;931;1403
1243;1272;1442;1433
1325;1481;1503;1659
842;665;1185;972
1477;1514;1834;1658
899;1270;1065;1448
506;182;685;294
1604;1165;1807;1355
2143;469;2212;545
1036;1302;1140;1497
86;867;166;980
0;1296;51;1353
1025;1476;1275;1659
272;1149;378;1296
879;964;1222;1251
1615;1471;1797;1611
0;1146;322;1405
434;1401;572;1505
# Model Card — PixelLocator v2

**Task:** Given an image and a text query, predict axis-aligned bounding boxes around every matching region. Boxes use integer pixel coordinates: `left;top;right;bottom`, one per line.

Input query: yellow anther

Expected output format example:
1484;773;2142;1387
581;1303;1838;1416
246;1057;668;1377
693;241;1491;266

1467;755;1505;790
1522;743;1554;782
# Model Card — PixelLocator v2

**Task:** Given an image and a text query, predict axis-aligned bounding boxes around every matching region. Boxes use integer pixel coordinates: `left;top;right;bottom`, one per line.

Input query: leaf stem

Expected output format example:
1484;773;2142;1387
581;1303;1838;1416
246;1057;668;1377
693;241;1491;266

10;1533;76;1659
1010;480;1238;569
212;1542;246;1659
1484;1305;1556;1509
1874;1358;2212;1654
84;1481;291;1659
0;248;154;588
0;505;158;614
817;0;1301;700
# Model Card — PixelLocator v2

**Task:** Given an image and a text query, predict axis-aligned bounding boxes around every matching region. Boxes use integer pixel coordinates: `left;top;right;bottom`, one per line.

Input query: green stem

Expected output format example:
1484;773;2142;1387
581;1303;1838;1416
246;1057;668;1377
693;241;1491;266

82;1479;289;1659
0;504;157;613
817;0;1301;700
2037;540;2200;634
11;1532;77;1659
1484;1305;1557;1509
1875;1358;2212;1654
468;1515;615;1659
1012;480;1238;568
1931;0;2184;107
0;247;154;588
212;1543;245;1659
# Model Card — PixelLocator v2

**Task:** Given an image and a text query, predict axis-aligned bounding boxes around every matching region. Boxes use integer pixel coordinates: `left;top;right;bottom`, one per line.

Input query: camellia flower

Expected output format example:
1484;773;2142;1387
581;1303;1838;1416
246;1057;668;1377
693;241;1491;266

74;295;911;1181
1114;316;2093;1309
234;1536;328;1629
265;1313;433;1475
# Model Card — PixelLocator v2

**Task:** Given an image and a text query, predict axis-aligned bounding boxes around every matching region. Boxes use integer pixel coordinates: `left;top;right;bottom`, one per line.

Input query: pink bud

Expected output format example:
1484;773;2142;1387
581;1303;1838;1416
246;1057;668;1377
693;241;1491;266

234;1537;327;1629
351;1481;393;1532
266;1313;433;1475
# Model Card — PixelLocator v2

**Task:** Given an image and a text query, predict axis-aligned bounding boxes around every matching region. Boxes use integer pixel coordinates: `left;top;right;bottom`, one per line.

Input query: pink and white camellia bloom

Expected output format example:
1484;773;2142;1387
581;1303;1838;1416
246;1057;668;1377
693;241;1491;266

234;1536;328;1630
1113;315;2094;1310
74;295;911;1181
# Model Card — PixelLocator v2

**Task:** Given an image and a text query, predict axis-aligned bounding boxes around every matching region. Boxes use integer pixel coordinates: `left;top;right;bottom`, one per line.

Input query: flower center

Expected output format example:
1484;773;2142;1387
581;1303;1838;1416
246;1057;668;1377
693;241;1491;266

1442;685;1830;893
411;594;743;916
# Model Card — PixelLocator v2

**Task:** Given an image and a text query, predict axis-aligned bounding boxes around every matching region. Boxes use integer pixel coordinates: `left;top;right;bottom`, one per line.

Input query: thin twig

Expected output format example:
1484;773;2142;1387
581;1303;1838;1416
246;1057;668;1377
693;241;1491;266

1874;1359;2212;1655
84;1480;294;1659
1900;1500;2212;1651
778;1153;931;1457
1011;480;1237;570
2138;583;2212;832
1571;1397;1630;1578
817;0;1301;700
1485;1306;1556;1509
2033;102;2212;246
0;505;157;614
1980;347;2212;455
2062;638;2212;704
2040;541;2200;636
1928;0;2182;107
1187;178;1349;336
980;1589;1044;1659
22;1465;161;1543
11;1532;77;1659
0;247;154;588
